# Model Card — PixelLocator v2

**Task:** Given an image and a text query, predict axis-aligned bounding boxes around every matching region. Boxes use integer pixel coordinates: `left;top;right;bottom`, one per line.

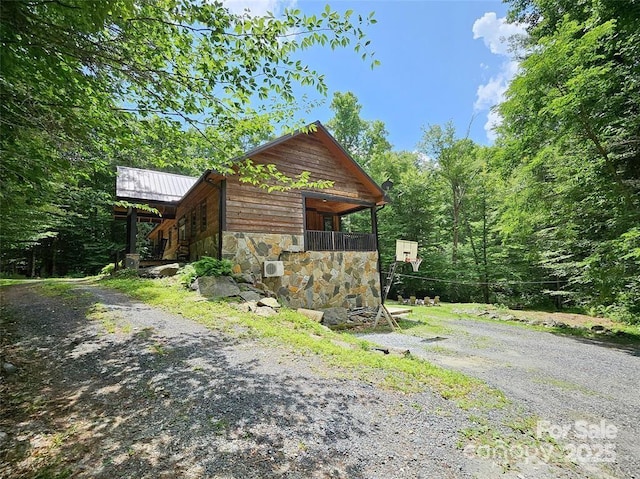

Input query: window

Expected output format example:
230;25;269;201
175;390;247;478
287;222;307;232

178;217;186;241
323;215;334;232
200;200;207;232
190;209;197;238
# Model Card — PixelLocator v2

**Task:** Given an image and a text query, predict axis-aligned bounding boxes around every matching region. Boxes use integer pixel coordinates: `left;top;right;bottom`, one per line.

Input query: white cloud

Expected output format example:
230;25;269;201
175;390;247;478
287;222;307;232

484;109;502;142
472;12;526;56
222;0;296;17
474;59;519;112
472;12;527;141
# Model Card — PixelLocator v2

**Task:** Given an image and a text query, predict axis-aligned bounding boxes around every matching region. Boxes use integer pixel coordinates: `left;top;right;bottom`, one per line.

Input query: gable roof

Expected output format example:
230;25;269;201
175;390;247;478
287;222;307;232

236;121;387;204
116;166;198;204
115;121;388;207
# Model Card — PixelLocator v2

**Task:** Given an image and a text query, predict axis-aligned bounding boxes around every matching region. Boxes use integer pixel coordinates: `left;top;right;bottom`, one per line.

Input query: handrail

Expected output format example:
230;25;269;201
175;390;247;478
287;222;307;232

305;230;376;252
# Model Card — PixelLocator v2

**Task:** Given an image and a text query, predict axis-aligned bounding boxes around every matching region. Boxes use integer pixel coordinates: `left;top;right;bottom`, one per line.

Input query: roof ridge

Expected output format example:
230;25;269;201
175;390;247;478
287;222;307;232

117;165;199;180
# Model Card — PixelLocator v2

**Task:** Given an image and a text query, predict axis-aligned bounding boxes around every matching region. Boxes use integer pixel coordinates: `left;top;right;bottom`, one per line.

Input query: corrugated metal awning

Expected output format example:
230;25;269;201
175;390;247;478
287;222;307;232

116;166;198;203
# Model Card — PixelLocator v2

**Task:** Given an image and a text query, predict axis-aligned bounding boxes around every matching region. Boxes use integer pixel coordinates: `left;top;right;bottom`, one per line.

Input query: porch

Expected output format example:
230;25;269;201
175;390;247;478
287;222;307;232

304;193;379;253
304;230;376;252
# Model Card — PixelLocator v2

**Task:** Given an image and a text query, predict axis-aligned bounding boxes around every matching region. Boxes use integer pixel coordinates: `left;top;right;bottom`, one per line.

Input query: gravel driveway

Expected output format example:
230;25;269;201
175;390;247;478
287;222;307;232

360;317;640;479
0;282;626;479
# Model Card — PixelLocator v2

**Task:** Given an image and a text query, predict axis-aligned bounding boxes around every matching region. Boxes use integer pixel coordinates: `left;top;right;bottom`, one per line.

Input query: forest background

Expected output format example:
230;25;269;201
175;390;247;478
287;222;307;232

1;0;638;322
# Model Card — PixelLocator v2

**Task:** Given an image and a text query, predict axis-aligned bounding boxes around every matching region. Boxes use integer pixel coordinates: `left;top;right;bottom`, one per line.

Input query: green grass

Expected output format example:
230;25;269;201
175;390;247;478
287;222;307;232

39;280;88;301
0;278;29;287
87;303;130;334
531;375;596;396
390;301;640;343
97;276;506;409
9;277;594;471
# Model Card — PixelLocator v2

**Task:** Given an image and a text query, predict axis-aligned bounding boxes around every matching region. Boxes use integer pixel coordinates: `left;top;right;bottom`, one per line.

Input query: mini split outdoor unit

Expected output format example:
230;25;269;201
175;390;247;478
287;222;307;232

263;261;285;278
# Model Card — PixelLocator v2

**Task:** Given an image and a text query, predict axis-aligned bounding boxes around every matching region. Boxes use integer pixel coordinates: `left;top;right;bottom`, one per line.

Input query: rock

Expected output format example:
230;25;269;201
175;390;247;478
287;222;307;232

0;431;7;445
140;263;180;278
231;302;251;313
198;276;241;299
258;297;281;309
239;301;260;313
190;278;199;291
591;324;605;332
320;307;349;326
555;322;568;329
238;284;265;294
255;306;277;317
254;282;275;296
239;291;262;302
234;273;256;284
297;308;324;322
2;362;18;374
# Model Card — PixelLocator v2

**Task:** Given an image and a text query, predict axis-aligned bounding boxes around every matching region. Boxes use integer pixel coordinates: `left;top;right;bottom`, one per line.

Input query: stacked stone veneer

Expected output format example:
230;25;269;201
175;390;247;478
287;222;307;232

190;235;219;261
221;232;304;275
221;232;381;309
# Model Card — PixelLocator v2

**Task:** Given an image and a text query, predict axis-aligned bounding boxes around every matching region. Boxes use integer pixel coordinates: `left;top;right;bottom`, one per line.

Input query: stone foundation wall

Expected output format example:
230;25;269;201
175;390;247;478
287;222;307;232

221;232;381;309
273;251;381;309
190;235;219;260
221;232;304;276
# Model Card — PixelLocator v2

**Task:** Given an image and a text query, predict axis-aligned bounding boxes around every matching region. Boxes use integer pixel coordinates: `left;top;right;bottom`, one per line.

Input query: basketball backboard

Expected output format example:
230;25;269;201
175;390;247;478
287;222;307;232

395;239;418;262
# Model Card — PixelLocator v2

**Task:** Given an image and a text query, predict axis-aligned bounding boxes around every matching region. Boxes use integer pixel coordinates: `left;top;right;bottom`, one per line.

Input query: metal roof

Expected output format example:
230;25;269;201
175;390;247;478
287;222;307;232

116;166;198;203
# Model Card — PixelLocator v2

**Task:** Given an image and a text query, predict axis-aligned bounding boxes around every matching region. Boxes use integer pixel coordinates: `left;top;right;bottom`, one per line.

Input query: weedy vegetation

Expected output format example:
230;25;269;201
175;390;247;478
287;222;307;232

98;276;506;409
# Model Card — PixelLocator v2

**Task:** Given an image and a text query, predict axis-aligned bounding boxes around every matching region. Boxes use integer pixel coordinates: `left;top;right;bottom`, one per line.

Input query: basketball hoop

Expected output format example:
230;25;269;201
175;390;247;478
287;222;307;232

396;240;418;262
409;258;422;272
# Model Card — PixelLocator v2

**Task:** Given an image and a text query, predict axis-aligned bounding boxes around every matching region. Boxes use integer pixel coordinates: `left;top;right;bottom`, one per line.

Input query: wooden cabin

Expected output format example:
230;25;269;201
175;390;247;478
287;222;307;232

115;122;388;309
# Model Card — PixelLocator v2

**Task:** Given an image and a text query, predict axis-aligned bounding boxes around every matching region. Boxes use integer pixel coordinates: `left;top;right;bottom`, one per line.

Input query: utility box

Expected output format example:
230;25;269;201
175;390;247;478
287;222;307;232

263;260;284;278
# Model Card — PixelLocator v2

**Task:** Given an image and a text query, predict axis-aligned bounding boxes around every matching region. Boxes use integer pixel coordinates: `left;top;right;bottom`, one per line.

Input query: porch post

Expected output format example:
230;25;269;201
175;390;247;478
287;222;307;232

372;206;385;304
218;179;226;260
302;196;308;251
126;207;137;254
370;206;378;248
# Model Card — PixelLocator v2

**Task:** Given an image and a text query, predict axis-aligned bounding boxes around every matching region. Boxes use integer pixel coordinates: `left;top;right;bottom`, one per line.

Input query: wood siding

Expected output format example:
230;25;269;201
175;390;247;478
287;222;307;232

225;135;380;234
153;178;220;260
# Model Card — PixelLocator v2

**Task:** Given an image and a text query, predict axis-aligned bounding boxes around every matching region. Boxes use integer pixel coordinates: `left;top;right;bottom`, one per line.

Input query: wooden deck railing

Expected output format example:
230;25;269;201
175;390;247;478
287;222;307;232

305;230;377;252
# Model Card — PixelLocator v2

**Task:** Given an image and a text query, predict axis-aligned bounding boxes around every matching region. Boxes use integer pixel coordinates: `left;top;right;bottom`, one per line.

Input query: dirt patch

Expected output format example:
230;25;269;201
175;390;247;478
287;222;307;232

457;306;628;334
507;310;620;329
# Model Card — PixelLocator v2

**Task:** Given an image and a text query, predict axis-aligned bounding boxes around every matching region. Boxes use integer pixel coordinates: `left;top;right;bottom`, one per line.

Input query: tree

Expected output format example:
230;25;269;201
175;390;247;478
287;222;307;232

419;123;479;268
325;91;393;236
0;1;378;274
496;0;640;320
326;91;391;170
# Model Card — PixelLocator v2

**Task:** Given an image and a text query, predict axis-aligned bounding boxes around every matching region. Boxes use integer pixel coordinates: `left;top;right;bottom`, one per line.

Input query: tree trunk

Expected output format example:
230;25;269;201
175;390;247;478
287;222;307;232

451;185;460;265
31;248;37;278
481;195;490;304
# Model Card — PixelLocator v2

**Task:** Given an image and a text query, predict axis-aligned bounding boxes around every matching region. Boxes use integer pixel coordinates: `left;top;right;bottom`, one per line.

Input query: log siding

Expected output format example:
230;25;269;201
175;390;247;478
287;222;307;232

225;135;380;234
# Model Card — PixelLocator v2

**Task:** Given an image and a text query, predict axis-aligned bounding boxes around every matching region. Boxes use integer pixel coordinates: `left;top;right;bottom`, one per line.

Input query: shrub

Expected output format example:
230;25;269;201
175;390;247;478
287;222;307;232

192;257;233;278
178;264;197;287
100;261;124;276
113;268;139;278
0;272;26;279
101;263;115;275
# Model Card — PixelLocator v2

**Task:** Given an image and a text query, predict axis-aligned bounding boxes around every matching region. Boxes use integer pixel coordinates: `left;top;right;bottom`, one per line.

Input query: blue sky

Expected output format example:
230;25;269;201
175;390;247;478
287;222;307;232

224;1;526;151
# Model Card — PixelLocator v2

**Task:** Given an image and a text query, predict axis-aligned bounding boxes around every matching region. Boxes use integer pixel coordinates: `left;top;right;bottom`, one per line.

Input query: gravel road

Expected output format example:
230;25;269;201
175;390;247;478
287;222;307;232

0;282;626;478
360;317;640;479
